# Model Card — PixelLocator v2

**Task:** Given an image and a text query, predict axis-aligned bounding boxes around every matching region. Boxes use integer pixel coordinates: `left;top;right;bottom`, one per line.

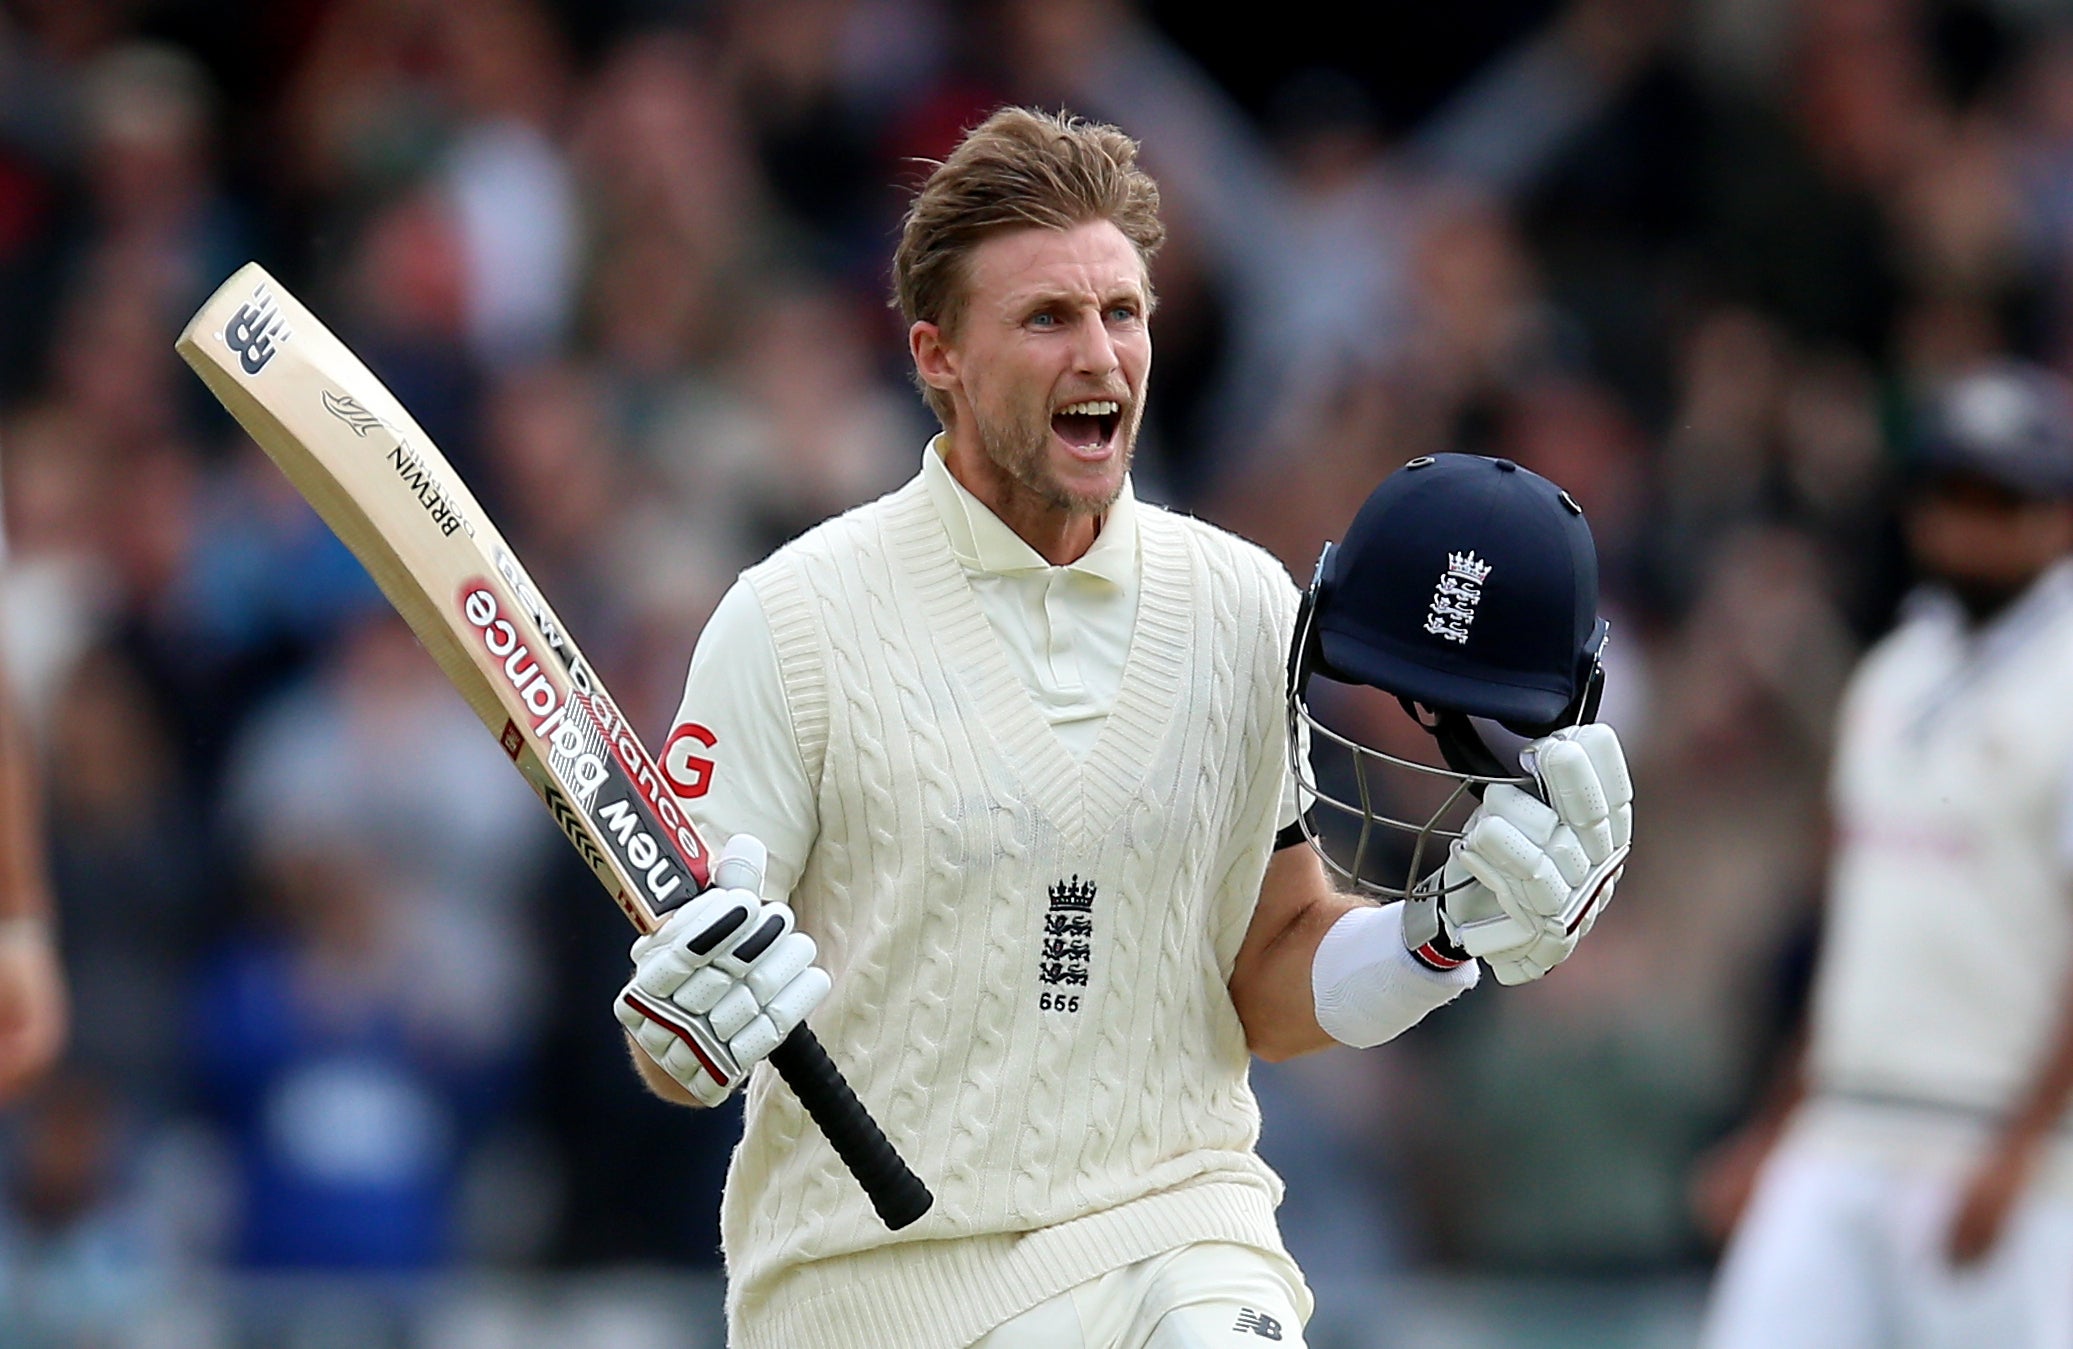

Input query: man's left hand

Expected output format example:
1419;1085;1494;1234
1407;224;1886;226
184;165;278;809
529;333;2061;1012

1441;723;1633;985
1947;1141;2037;1266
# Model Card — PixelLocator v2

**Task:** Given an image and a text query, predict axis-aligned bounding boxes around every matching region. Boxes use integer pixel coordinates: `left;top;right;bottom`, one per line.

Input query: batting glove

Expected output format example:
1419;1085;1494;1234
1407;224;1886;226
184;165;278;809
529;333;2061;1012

615;835;831;1106
1439;723;1633;985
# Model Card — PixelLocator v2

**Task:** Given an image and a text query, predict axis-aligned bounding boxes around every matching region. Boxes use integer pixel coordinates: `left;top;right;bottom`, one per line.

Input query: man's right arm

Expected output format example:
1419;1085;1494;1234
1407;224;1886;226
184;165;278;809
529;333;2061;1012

659;579;821;899
0;664;65;1101
622;578;823;1105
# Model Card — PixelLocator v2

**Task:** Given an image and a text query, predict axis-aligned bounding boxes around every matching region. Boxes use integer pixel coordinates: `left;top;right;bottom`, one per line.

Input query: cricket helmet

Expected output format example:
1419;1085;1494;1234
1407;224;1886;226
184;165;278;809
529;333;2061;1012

1287;453;1609;899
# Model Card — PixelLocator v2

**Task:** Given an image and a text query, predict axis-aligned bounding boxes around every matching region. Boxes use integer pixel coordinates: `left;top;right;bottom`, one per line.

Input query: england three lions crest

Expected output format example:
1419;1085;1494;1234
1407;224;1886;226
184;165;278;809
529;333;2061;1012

1424;551;1491;645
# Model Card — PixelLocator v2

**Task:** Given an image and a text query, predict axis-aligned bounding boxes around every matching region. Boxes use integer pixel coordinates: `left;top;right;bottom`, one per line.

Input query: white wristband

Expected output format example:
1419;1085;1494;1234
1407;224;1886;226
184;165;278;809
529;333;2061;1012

1311;902;1479;1049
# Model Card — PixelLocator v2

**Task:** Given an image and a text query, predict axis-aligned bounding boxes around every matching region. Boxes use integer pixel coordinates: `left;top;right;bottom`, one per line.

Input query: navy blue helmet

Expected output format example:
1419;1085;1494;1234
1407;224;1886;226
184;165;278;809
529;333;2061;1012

1910;359;2073;501
1287;454;1610;899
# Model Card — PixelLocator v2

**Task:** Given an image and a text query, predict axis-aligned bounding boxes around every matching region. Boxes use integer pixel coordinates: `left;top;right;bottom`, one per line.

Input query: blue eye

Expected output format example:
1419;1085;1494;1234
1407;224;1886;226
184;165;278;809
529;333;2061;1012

1108;305;1138;323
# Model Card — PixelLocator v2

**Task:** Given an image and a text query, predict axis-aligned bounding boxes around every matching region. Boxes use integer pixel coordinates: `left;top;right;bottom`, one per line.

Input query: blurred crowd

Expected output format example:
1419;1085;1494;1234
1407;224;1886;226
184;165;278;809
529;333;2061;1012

1;0;2068;1335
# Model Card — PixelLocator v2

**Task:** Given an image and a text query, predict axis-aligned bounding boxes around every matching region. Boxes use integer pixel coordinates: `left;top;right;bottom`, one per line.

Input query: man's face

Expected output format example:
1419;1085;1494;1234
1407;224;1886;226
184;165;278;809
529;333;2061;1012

915;220;1151;516
1906;472;2073;614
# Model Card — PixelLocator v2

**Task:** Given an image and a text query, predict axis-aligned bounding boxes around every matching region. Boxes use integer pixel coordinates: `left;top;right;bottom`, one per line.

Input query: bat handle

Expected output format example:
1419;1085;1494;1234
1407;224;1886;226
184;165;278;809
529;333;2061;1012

767;1024;934;1230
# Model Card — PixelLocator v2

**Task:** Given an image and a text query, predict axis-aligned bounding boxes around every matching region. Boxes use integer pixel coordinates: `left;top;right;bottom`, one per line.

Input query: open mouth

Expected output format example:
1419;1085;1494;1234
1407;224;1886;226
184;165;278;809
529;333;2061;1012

1051;399;1122;455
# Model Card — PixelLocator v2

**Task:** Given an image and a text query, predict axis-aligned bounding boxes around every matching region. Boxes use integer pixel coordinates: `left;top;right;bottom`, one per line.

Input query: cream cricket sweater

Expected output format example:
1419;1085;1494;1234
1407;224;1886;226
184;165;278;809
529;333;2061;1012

722;475;1302;1349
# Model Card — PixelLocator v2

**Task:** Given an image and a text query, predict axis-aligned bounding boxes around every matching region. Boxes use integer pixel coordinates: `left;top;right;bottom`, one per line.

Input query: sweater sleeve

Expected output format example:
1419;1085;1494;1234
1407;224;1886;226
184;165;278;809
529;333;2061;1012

668;578;819;902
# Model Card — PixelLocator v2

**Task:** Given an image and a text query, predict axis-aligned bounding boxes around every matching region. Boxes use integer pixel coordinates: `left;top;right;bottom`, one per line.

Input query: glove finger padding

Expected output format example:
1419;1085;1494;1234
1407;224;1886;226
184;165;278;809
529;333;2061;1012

1524;723;1633;932
629;944;701;999
672;965;736;1016
1442;848;1540;959
1462;812;1568;892
1532;738;1614;864
743;930;817;1003
631;888;757;1001
1533;724;1634;859
1573;723;1634;852
712;902;797;978
1542;826;1591;889
718;963;831;1071
1480;784;1558;846
766;966;832;1039
707;983;761;1042
1446;821;1582;986
646;888;756;966
1481;787;1591;887
617;980;741;1103
1491;939;1573;986
658;1043;731;1107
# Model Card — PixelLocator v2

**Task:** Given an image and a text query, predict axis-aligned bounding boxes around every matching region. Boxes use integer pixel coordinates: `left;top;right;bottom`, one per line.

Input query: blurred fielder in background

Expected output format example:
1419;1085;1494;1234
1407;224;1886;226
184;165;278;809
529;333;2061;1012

1701;359;2073;1348
0;498;67;1103
611;107;1633;1349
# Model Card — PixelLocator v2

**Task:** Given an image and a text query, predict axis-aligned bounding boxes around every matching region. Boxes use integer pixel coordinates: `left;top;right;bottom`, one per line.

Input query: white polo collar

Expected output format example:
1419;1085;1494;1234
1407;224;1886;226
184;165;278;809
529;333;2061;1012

919;434;1138;584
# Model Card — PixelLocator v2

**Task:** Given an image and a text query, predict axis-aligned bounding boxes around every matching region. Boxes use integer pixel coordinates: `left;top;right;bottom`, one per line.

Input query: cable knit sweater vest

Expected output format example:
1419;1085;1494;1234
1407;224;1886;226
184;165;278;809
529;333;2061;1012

724;476;1300;1349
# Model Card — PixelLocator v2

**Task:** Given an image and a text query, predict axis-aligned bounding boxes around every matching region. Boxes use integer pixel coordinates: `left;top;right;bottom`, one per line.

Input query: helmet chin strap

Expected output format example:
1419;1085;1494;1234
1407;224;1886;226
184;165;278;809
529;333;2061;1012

1400;700;1512;785
1398;648;1606;787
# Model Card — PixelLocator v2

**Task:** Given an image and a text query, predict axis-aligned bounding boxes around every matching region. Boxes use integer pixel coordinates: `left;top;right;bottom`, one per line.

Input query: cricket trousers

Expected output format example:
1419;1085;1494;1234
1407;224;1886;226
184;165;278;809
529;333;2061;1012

1702;1139;2073;1349
969;1242;1311;1349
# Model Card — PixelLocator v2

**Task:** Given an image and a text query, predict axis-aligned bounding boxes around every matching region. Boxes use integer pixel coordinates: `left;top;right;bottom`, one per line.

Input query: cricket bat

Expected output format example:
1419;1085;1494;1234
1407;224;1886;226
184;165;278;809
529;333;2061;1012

177;263;932;1231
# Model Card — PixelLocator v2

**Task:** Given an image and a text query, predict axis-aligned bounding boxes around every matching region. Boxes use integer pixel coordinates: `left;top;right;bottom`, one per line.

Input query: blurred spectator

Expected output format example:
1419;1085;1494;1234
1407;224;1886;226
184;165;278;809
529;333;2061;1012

75;42;248;319
995;0;1672;491
0;403;118;744
475;358;729;734
0;646;63;1105
1491;375;1650;596
0;1071;162;1337
0;428;68;1114
190;834;503;1270
197;612;553;1269
41;646;202;1111
718;0;905;284
222;615;552;1045
336;188;483;479
637;275;920;563
434;0;582;368
0;9;83;406
571;29;772;382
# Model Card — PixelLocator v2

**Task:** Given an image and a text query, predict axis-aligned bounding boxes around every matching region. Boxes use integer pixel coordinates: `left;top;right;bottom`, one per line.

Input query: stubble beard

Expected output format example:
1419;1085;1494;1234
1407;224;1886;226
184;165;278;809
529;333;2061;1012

975;389;1142;516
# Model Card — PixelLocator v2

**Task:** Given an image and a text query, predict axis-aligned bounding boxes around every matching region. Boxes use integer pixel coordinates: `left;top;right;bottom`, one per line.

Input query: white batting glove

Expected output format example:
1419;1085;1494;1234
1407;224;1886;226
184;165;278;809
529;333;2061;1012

615;835;831;1106
1440;723;1633;985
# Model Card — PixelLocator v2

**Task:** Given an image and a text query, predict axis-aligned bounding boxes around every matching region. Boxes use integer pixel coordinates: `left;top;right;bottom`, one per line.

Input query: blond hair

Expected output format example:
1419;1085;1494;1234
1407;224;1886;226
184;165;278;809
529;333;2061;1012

892;106;1165;424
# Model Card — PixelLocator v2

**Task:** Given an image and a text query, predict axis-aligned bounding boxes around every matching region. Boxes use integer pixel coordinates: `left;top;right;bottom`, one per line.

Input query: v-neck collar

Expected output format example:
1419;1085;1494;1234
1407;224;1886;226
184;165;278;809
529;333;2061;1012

881;475;1190;850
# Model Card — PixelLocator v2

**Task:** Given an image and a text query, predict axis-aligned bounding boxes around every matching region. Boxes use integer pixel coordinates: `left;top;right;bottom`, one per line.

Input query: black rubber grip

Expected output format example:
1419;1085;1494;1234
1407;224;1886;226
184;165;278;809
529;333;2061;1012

768;1025;934;1230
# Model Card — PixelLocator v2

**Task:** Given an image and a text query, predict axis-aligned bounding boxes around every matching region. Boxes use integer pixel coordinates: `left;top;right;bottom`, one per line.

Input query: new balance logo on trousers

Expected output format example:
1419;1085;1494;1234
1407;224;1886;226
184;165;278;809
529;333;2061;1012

1233;1308;1283;1340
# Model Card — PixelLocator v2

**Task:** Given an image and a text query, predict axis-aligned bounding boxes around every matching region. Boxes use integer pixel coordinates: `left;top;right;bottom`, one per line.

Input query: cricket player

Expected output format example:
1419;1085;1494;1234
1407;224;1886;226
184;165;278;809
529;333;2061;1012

1700;359;2073;1348
0;670;64;1102
615;108;1633;1349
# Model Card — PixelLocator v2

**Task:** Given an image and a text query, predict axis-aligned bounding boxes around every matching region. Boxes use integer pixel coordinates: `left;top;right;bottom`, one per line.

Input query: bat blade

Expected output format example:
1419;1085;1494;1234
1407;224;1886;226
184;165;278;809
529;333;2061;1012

176;262;932;1230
